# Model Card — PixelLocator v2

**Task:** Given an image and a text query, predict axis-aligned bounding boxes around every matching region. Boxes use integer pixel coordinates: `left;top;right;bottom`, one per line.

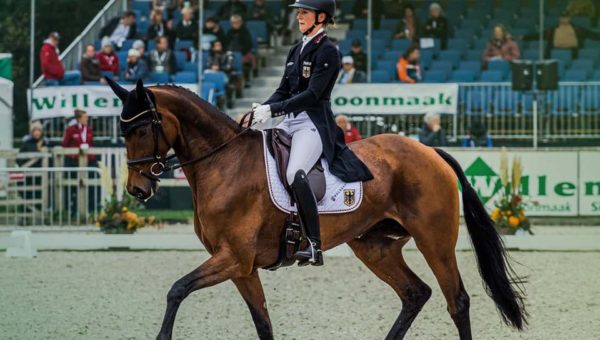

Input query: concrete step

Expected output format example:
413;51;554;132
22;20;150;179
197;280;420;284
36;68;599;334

243;87;275;98
235;97;263;108
260;66;285;77
252;76;284;87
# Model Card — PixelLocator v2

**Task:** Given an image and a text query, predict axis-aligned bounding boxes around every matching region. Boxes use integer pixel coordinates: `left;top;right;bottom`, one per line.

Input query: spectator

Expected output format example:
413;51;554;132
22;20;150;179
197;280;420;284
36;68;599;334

337;56;366;84
20;121;48;153
335;115;362;144
386;0;405;19
96;37;119;79
218;0;247;21
80;44;105;84
175;7;198;47
566;0;596;23
62;109;94;162
203;17;226;49
149;36;178;74
207;40;241;99
132;39;146;56
396;44;421;83
225;14;256;84
99;11;137;50
419;112;447;147
352;0;383;29
147;9;175;44
348;39;367;74
124;48;149;82
482;24;520;67
249;0;276;38
463;120;492;147
40;32;80;85
523;11;600;59
423;3;449;50
394;4;420;41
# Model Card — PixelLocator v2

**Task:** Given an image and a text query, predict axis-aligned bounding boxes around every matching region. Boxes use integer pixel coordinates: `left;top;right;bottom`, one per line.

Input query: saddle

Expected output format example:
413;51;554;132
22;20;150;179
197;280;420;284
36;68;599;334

265;129;326;202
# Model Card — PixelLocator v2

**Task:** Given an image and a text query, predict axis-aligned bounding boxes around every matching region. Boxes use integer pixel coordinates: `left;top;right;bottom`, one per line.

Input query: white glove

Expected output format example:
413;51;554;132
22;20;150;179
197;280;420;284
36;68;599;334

251;102;261;111
253;104;272;124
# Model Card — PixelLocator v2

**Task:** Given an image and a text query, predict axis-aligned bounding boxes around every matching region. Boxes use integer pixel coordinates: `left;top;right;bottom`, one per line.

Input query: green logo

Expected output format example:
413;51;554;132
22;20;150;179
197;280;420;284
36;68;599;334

463;157;502;203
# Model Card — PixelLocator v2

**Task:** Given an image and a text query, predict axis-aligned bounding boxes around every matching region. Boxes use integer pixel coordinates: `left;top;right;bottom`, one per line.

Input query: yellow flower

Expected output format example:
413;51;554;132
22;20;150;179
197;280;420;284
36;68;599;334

147;216;156;225
503;210;512;216
491;208;500;221
518;210;526;222
508;216;520;228
121;207;128;213
96;221;101;227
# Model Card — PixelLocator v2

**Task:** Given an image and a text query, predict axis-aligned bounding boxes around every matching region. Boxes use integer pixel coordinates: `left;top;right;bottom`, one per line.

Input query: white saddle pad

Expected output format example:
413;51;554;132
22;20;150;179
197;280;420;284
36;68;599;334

262;131;363;214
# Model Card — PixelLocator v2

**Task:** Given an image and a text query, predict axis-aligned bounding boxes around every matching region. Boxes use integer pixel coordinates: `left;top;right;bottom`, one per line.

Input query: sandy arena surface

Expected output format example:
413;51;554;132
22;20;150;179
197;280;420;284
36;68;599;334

1;250;599;340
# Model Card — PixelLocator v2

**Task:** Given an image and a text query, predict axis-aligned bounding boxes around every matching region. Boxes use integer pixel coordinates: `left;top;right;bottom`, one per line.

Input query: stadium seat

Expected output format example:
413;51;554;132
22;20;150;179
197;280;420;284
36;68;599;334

182;62;199;73
101;70;115;80
247;21;269;45
175;40;193;50
450;70;476;83
383;50;402;62
458;60;482;76
564;70;589;81
550;49;573;67
447;38;469;52
578;48;600;61
148;72;170;84
581;87;600;114
437;50;462;68
172;71;197;83
137;20;149;35
201;81;216;104
373;29;393;40
380;19;400;31
371;40;387;58
493;90;520;115
420;49;434;69
391;39;412;52
174;51;187;70
121;39;135;51
423;70;448;83
429;61;454;74
376;60;396;74
570;59;594;74
147;40;156;51
487;60;510;77
131;0;151;16
479;70;504;82
465;90;492;114
203;72;226;96
371;70;392;83
338;40;351;55
551;86;580;114
352;19;367;30
592;70;600;81
465;50;482;61
522;49;540;61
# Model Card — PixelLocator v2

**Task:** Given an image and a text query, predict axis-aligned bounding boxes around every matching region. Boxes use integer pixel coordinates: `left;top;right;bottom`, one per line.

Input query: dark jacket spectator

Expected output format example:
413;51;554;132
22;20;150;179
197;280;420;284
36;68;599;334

203;17;227;45
19;122;48;167
96;37;119;77
482;24;520;66
99;11;137;49
336;115;362;144
147;9;175;44
463;120;492;147
337;56;367;84
175;7;198;46
352;0;383;29
218;0;248;20
397;44;421;83
523;12;600;58
386;0;406;19
62;110;94;161
148;36;178;74
423;3;449;49
419;113;447;146
40;32;65;81
394;4;420;41
124;49;149;82
207;40;236;73
349;39;367;73
249;0;276;35
224;17;253;55
80;44;103;83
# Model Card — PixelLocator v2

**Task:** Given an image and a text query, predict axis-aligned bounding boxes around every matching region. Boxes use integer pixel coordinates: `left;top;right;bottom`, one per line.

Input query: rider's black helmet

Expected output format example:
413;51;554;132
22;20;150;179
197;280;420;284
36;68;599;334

289;0;336;21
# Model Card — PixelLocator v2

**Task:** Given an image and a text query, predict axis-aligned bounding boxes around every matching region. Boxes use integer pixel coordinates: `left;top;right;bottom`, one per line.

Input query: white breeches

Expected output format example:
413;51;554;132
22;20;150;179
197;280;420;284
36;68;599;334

275;112;323;186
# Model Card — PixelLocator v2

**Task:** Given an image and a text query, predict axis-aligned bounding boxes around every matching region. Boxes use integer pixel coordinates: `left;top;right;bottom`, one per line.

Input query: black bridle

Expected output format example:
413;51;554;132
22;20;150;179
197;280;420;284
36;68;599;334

123;91;255;182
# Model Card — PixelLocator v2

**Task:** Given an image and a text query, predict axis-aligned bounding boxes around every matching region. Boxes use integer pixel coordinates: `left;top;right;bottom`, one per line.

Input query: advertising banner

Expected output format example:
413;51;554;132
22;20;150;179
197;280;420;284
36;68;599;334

28;84;198;120
331;83;459;115
578;152;600;215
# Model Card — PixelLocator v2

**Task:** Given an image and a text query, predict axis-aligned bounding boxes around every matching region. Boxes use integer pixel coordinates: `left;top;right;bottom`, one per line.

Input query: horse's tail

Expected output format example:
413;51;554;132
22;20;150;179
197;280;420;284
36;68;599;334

434;147;527;330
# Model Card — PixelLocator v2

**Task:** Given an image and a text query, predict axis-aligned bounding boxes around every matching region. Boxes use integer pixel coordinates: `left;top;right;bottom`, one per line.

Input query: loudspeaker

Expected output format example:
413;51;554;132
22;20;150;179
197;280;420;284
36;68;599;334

536;60;559;90
511;60;533;91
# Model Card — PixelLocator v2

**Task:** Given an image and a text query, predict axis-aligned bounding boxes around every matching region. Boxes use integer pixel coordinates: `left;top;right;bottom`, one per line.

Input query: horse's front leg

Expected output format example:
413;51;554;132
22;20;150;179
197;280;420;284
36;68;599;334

232;272;274;340
156;250;240;340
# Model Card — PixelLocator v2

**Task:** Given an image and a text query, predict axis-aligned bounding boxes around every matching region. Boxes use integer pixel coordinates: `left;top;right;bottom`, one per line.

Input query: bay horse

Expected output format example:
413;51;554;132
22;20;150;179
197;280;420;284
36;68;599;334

108;79;526;340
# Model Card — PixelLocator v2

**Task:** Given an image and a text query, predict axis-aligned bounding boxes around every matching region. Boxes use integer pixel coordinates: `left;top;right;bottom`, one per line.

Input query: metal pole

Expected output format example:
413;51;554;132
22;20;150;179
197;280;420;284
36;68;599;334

366;0;372;83
29;0;35;118
533;92;538;148
198;0;204;91
539;0;544;60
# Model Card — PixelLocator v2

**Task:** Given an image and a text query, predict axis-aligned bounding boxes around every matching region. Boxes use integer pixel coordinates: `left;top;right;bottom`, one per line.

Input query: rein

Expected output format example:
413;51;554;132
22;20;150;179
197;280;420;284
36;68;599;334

124;92;255;182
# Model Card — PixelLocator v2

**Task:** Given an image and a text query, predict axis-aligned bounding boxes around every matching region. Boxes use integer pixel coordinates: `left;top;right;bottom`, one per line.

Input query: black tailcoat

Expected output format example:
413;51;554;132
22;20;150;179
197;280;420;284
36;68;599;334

264;32;373;182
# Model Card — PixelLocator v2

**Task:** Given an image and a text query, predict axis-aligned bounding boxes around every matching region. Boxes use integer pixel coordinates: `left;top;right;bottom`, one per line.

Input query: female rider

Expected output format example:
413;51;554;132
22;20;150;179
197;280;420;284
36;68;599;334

252;0;373;266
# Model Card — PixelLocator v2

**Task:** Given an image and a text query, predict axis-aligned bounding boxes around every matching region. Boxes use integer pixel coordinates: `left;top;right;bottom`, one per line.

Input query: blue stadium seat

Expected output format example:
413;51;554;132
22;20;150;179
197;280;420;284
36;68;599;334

493;90;520;115
376;60;396;74
174;51;187;69
373;29;393;40
121;39;135;51
371;70;392;83
465;90;492;114
522;49;540;61
148;72;170;83
570;59;594;74
201;82;216;104
564;69;589;81
447;38;469;52
137;20;149;35
465;50;482;61
172;71;197;83
592;70;600;81
182;62;199;73
578;48;600;61
101;70;115;80
203;72;226;96
437;50;462;68
147;40;156;51
551;86;580;115
550;49;573;67
487;60;510;77
423;70;448;83
429;61;454;74
231;51;242;72
338;40;351;55
131;0;151;16
175;40;193;50
471;39;488;52
117;51;128;71
479;70;504;82
219;20;231;32
247;21;269;45
458;60;482;76
352;19;367;30
383;50;402;61
391;39;412;53
419;49;434;70
450;70;476;83
581;87;600;114
380;19;400;31
346;30;366;43
371;40;387;58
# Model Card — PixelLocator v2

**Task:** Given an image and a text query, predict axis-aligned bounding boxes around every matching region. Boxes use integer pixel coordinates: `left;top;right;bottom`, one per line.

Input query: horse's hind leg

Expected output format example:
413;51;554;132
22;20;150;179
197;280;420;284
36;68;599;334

232;272;274;340
347;225;432;340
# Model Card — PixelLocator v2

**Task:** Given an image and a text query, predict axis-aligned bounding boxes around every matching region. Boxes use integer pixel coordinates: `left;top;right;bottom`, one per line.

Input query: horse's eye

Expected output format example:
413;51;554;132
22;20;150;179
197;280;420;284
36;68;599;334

138;128;147;137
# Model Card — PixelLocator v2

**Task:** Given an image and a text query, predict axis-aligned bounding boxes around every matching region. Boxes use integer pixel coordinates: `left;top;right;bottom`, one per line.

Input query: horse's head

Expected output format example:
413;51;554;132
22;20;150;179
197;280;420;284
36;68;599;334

107;78;180;201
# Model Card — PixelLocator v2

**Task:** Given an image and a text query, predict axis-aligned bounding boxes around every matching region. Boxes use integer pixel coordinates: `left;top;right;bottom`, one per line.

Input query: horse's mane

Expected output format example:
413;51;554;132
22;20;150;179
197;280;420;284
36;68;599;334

154;84;243;132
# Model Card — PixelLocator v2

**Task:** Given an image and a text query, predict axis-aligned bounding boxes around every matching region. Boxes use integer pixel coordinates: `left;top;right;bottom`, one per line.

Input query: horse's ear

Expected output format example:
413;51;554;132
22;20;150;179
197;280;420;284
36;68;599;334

135;79;146;102
105;76;128;102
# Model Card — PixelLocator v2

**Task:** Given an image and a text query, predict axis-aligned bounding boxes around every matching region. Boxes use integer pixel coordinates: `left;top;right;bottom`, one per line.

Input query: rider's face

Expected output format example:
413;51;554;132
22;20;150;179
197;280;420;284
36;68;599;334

296;8;316;33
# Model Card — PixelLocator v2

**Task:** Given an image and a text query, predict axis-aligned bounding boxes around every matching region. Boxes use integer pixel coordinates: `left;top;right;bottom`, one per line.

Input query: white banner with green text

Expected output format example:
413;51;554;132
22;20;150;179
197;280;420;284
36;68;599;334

331;83;459;114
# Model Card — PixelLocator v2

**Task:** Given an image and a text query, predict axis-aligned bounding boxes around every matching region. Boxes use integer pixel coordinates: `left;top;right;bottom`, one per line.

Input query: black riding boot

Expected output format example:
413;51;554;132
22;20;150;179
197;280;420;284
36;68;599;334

291;170;323;266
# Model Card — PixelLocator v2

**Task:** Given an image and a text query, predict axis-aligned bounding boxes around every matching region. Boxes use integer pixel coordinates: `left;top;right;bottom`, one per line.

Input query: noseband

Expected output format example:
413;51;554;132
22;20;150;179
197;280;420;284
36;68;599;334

123;91;254;182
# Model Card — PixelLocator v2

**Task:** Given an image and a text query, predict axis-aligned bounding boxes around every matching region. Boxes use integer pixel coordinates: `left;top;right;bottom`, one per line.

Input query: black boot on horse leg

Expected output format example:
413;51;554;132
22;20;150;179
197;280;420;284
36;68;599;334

291;170;323;266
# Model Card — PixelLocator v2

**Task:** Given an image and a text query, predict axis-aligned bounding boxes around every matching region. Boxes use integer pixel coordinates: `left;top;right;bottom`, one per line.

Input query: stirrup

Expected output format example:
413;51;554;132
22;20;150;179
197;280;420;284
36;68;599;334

295;241;323;266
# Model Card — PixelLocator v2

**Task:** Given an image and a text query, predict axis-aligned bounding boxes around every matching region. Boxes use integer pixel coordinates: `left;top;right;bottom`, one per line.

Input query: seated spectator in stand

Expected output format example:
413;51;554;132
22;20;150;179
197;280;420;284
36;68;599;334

337;56;367;84
80;44;105;84
396;44;421;83
352;0;383;29
204;61;230;109
225;14;256;85
147;9;176;45
149;36;178;75
207;40;241;98
419;112;447;146
123;48;149;83
62;109;94;164
18;121;48;168
218;0;247;21
96;37;119;79
523;11;600;59
40;32;80;85
463;120;492;147
132;39;146;57
335;115;362;144
394;4;420;41
99;11;137;50
482;24;520;67
348;39;367;74
566;0;596;24
423;3;449;49
203;17;226;49
249;0;276;37
175;7;198;47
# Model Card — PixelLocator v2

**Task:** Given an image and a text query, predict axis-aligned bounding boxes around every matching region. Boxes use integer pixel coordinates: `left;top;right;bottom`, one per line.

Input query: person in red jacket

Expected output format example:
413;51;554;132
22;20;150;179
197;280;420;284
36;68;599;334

62;109;94;163
335;115;362;144
96;37;120;79
40;32;80;85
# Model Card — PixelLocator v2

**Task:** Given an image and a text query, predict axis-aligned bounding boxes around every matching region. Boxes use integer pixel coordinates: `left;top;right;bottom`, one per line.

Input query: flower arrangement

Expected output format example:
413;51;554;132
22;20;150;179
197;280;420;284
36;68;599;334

95;161;157;234
490;149;533;235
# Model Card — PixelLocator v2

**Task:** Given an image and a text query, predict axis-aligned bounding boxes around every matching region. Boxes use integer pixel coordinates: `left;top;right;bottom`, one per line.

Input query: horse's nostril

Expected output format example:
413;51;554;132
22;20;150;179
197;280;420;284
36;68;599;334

133;186;148;199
